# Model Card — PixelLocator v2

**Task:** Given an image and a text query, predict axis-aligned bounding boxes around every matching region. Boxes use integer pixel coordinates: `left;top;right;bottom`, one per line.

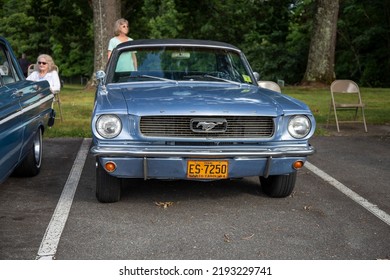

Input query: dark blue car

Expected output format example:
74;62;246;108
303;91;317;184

91;39;315;203
0;37;55;183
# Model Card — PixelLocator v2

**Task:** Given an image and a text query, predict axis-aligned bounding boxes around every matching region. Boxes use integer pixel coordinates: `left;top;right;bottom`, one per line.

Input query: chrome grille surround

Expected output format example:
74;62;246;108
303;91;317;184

140;116;274;138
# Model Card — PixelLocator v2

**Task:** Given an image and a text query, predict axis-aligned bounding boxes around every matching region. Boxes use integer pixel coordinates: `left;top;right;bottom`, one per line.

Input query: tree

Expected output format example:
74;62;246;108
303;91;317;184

142;0;183;38
90;0;121;85
240;0;292;82
2;0;388;86
0;0;34;56
48;1;94;78
0;0;94;80
302;0;339;85
336;0;390;87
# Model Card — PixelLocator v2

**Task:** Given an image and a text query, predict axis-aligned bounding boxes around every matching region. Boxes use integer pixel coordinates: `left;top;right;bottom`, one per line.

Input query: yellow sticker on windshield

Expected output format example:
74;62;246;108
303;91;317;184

242;75;252;83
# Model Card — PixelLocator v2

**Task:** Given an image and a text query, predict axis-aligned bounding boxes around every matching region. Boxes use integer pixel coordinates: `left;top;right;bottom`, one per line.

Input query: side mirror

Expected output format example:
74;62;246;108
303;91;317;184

96;70;107;95
96;70;106;86
253;72;260;81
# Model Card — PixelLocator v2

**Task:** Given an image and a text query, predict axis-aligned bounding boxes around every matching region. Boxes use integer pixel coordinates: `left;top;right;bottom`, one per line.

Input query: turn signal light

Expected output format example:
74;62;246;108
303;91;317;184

104;161;117;172
292;160;304;170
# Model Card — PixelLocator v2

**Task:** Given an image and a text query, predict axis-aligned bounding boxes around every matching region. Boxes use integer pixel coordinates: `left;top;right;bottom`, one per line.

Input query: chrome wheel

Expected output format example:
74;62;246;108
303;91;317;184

33;129;43;169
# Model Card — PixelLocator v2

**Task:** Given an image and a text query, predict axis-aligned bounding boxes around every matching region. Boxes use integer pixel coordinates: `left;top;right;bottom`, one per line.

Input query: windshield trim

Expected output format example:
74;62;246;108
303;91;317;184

107;44;256;86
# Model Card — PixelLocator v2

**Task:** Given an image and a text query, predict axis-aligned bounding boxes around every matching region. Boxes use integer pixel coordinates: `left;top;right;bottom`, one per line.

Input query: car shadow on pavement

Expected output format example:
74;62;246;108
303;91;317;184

119;177;266;203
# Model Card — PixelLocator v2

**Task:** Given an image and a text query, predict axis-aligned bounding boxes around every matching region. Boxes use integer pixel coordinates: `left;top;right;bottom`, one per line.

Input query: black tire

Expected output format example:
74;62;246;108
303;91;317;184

260;172;297;198
13;128;43;177
96;159;121;203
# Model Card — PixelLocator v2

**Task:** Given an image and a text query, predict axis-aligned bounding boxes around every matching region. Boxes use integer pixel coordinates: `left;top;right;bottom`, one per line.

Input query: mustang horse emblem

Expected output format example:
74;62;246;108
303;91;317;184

196;121;224;131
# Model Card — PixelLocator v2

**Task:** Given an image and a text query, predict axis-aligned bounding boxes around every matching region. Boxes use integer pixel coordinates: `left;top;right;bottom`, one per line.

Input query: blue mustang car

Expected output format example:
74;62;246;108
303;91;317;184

0;36;55;183
91;39;315;203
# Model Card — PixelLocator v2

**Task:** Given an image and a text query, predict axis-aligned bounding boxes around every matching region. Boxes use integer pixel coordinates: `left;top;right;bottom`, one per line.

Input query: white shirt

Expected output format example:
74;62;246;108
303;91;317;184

27;70;61;92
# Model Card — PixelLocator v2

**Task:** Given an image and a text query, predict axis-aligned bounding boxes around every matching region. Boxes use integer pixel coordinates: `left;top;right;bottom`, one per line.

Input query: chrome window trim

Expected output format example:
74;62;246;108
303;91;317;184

0;93;54;125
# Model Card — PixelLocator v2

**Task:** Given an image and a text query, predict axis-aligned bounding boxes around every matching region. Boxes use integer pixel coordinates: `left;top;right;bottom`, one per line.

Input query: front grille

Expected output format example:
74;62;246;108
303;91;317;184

140;116;274;138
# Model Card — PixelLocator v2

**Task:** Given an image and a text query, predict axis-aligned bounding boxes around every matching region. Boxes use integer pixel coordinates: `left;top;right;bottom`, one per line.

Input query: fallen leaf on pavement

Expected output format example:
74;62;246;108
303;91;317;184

242;233;255;240
155;201;174;209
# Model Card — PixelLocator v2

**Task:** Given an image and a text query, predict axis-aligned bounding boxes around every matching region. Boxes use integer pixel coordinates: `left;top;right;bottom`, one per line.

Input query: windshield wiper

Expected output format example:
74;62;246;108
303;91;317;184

183;73;242;86
203;74;242;86
139;75;177;84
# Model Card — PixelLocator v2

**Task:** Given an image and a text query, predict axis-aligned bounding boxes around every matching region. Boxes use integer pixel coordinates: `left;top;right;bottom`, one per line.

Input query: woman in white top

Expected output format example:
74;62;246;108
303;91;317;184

27;54;61;92
108;18;137;71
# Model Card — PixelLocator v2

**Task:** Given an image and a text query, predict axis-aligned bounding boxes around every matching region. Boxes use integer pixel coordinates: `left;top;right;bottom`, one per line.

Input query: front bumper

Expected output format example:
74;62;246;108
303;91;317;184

90;144;315;180
90;145;315;158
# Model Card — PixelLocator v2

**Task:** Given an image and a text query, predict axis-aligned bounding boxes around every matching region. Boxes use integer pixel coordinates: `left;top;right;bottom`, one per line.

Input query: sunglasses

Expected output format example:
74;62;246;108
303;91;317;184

38;61;47;65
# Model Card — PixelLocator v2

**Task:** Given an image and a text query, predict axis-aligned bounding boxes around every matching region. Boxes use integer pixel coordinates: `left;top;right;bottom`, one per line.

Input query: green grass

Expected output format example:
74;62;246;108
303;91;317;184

44;84;390;138
45;84;95;138
284;86;390;135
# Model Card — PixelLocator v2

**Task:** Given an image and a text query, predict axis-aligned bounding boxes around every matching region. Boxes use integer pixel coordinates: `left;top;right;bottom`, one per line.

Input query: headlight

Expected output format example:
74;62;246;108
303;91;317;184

96;114;122;138
288;115;311;138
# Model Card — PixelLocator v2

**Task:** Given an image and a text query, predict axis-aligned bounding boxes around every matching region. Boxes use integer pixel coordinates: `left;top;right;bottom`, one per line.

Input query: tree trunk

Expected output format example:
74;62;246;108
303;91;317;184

89;0;121;87
302;0;339;86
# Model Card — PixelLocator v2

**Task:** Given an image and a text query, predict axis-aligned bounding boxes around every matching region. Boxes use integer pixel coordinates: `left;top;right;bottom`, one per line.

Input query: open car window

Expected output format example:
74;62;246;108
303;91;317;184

0;43;20;86
111;46;254;85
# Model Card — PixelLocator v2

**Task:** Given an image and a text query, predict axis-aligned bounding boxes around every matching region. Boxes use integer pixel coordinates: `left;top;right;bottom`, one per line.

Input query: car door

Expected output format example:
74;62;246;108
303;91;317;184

0;41;24;182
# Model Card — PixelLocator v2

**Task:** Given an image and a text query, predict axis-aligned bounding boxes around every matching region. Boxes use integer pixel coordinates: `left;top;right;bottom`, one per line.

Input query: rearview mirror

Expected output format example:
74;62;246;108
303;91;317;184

172;52;190;59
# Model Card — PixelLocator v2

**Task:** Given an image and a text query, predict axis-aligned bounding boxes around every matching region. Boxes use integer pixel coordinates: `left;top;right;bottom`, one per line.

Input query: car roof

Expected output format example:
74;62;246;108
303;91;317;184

117;39;241;52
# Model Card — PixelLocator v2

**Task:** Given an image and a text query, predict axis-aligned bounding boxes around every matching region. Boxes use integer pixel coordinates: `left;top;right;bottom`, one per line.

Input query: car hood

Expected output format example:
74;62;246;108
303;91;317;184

101;83;310;117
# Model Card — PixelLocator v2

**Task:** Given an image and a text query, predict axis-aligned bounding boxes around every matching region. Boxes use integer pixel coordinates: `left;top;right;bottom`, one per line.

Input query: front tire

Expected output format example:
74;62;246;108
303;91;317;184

260;172;297;198
96;160;121;203
13;128;43;177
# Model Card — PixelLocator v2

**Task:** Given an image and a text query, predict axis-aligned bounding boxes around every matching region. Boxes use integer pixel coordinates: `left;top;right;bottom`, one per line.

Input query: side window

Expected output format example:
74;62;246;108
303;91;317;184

0;43;19;85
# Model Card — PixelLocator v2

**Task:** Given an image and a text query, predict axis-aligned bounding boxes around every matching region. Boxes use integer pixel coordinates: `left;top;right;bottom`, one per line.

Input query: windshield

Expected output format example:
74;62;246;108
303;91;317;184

110;46;254;85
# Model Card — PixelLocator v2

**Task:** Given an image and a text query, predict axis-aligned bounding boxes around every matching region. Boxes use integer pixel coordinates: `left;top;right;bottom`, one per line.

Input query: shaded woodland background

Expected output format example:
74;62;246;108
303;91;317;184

0;0;389;87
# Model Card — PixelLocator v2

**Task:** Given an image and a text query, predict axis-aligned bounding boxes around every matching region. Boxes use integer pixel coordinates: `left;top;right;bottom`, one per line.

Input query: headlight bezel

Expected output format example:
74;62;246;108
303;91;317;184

96;114;122;139
288;115;311;139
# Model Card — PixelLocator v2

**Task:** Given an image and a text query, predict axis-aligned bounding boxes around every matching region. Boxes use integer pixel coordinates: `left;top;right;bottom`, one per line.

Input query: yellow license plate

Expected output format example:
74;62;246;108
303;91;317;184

187;160;228;179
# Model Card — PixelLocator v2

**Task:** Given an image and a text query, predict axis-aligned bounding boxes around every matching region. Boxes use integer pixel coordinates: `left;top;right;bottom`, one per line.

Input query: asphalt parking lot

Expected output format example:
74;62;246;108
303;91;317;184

0;127;389;260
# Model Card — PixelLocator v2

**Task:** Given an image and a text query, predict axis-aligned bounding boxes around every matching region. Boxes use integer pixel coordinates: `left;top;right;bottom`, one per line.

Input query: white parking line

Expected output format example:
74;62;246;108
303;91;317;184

36;138;91;260
305;161;390;226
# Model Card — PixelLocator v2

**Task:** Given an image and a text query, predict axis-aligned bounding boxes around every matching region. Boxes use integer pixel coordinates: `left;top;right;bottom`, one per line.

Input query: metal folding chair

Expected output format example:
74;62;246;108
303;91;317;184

0;65;8;75
327;79;367;132
52;65;63;121
257;81;281;93
27;64;35;76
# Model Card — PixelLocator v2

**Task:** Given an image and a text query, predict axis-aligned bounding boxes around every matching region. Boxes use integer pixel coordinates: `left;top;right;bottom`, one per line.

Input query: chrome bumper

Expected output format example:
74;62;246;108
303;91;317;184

90;145;315;158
